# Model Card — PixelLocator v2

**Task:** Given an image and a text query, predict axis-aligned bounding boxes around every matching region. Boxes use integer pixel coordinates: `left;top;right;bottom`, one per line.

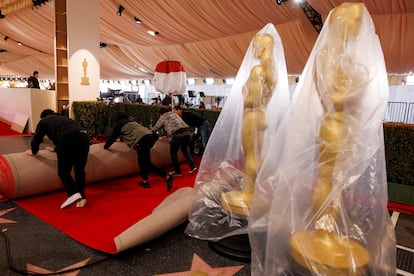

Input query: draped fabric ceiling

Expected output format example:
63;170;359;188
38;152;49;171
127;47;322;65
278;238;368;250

0;0;413;81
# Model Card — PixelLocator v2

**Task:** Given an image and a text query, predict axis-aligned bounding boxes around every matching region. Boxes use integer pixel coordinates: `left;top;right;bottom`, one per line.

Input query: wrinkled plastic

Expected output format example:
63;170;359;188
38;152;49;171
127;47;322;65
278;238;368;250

249;3;396;275
185;23;290;240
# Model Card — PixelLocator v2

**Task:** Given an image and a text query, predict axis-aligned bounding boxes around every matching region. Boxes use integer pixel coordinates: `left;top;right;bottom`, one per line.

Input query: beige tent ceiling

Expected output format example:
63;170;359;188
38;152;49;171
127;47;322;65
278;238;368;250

0;0;413;80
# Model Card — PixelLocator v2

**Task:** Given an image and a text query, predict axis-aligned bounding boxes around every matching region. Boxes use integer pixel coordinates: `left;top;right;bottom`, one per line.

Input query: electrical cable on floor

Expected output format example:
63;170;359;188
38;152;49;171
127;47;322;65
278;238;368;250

1;228;109;275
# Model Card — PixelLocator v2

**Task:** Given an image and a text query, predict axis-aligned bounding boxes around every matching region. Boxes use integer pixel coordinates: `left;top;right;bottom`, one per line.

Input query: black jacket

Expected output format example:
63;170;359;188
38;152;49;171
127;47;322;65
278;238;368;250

31;114;85;154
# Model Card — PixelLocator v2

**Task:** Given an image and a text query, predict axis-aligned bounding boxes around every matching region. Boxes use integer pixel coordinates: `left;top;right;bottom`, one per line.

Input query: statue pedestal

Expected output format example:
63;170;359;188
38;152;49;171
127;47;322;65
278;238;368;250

290;229;370;275
81;77;90;85
208;190;253;262
209;234;251;262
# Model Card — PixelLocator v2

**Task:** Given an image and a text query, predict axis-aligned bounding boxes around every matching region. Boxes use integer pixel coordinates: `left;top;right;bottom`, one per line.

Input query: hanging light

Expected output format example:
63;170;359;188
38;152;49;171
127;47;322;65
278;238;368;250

117;5;125;16
147;30;159;36
134;17;142;24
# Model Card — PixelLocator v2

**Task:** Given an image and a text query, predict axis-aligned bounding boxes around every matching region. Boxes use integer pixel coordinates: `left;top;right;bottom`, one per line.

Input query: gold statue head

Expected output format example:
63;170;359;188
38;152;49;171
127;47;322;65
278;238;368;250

252;34;274;59
329;3;363;41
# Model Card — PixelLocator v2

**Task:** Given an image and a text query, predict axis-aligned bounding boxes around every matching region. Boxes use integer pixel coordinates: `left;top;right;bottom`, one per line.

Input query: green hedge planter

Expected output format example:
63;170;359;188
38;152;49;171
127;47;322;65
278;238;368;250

388;182;414;205
72;102;414;205
72;101;221;138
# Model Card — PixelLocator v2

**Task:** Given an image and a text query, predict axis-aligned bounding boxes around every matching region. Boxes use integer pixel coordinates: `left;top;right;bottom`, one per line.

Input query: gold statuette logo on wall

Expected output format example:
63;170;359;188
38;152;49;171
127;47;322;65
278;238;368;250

81;58;90;85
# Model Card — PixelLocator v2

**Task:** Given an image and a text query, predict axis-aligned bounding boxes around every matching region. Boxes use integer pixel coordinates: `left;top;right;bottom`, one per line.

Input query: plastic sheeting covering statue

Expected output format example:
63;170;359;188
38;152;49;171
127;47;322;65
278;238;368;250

185;23;290;240
252;3;396;275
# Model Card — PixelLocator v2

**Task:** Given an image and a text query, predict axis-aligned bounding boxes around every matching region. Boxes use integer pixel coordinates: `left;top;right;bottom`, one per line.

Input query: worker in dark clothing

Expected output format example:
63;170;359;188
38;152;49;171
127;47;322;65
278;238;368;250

173;105;212;153
103;111;174;191
25;109;90;209
27;70;40;89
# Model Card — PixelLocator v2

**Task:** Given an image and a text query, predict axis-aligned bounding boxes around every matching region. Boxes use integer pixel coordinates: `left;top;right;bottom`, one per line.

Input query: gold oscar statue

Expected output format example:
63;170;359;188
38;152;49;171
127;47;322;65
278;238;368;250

221;33;275;216
289;3;370;275
81;58;90;85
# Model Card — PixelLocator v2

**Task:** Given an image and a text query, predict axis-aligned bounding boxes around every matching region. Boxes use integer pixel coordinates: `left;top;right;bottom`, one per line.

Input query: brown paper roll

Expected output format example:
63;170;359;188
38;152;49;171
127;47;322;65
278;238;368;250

0;139;182;199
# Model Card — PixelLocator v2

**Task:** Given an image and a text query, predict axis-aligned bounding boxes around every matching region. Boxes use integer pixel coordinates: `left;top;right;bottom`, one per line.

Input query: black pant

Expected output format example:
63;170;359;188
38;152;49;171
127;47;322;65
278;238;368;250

56;131;89;198
136;134;167;181
170;134;195;174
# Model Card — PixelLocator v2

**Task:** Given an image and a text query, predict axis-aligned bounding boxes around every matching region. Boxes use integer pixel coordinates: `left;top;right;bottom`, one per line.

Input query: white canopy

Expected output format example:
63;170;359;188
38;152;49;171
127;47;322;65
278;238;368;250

0;0;413;80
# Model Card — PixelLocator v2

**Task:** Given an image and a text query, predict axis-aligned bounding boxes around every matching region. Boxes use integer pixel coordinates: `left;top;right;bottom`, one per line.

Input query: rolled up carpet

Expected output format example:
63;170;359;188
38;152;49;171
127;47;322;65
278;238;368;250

0;138;182;199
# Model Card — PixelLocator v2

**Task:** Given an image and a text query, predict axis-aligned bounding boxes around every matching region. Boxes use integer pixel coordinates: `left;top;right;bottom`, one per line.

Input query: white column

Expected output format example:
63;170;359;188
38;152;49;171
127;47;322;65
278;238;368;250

67;0;100;106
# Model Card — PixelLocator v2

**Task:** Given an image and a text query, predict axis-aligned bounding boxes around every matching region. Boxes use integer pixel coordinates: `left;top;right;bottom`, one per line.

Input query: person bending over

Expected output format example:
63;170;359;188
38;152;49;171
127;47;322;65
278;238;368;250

173;105;212;151
103;111;174;191
25;109;89;209
152;108;197;176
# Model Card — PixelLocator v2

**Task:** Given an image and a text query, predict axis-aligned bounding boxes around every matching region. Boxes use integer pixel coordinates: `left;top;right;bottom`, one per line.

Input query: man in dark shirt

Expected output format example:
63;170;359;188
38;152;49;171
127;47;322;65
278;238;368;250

103;112;174;191
136;94;143;104
25;109;90;209
161;93;172;106
27;71;40;89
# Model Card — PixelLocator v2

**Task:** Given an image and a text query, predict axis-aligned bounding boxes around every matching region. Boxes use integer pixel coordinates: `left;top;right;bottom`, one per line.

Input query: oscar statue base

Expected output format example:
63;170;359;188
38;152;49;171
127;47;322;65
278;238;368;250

208;190;253;262
209;234;251;262
290;229;370;276
220;190;253;216
81;77;90;85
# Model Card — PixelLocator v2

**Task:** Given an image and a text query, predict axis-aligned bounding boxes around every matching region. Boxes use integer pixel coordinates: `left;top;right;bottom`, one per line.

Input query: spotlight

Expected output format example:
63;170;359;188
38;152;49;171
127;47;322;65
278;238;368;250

134;17;142;24
4;36;8;41
17;41;22;46
147;30;159;36
0;10;5;19
117;5;125;16
99;42;107;48
276;0;288;5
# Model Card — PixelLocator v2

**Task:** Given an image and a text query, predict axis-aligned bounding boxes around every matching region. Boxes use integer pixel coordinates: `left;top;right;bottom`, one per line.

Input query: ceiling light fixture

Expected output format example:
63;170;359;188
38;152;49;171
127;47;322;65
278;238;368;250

147;30;159;36
117;5;125;16
17;41;22;46
276;0;288;5
134;17;142;24
0;10;5;19
4;35;8;41
99;42;107;48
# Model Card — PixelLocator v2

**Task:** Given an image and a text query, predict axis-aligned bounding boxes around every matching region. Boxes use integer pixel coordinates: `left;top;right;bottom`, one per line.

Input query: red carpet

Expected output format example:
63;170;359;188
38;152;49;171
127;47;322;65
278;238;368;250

388;201;414;215
14;160;199;254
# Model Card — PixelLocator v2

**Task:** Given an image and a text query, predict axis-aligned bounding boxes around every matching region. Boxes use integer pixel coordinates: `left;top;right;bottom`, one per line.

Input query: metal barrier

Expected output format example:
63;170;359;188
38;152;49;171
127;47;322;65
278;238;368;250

406;103;414;124
385;102;414;124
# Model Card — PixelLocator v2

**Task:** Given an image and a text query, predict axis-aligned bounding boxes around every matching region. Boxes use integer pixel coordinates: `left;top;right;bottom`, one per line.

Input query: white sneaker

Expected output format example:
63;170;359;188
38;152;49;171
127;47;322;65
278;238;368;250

60;193;82;209
189;167;198;174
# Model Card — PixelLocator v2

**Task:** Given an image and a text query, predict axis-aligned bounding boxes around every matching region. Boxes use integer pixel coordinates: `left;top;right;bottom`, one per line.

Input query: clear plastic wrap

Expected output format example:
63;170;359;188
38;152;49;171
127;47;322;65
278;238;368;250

250;3;396;275
185;23;290;240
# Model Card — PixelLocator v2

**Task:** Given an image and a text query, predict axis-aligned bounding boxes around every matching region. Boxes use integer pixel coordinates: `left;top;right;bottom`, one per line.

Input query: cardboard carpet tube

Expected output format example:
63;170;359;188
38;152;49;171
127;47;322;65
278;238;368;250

0;138;182;199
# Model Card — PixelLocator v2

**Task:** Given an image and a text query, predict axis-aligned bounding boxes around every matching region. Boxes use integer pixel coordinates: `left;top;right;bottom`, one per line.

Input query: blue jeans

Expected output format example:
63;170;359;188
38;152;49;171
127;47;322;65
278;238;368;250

199;120;212;148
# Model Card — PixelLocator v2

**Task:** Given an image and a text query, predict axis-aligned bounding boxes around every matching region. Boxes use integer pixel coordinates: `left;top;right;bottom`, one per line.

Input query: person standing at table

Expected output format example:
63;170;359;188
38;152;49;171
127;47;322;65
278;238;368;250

27;71;40;89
